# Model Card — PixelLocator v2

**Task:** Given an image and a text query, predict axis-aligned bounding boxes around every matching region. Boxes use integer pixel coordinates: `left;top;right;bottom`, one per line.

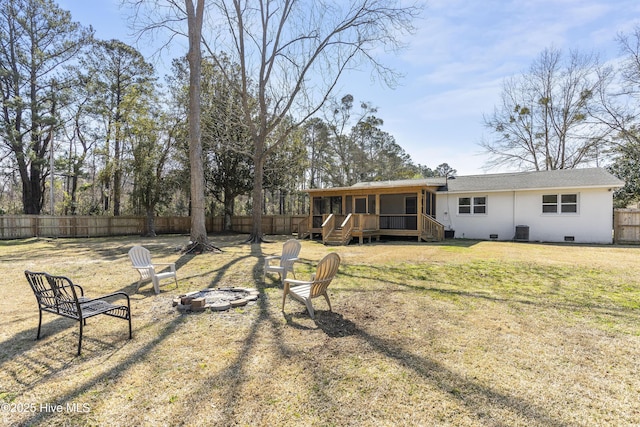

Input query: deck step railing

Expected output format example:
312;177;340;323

421;213;445;241
321;214;335;244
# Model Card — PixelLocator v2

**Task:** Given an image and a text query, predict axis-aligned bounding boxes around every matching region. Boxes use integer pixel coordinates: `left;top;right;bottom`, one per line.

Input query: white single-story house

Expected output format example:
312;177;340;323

300;168;624;245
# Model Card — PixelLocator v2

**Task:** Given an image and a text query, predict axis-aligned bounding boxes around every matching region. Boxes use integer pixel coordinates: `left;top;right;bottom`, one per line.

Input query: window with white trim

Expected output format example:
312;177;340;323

542;193;578;214
473;196;487;214
458;196;487;215
560;194;577;213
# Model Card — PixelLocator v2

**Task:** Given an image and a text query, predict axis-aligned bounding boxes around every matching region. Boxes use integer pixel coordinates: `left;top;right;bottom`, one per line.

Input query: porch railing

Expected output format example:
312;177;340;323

312;212;444;243
297;216;310;239
380;214;417;230
353;214;379;231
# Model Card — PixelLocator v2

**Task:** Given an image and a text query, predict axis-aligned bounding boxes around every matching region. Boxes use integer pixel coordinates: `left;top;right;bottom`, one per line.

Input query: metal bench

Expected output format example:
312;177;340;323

24;271;132;355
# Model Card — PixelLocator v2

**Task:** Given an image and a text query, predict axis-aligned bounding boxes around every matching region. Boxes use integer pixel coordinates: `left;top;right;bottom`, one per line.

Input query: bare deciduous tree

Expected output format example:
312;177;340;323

184;0;217;252
482;47;608;171
127;0;220;252
127;0;419;243
591;25;640;206
205;0;421;242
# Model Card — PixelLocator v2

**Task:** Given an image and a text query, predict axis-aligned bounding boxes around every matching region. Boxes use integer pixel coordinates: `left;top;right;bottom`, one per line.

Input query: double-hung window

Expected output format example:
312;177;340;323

560;194;577;213
542;194;578;214
458;196;487;215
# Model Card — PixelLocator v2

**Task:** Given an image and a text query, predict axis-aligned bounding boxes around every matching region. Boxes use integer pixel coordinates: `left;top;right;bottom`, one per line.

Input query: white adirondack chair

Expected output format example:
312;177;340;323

128;245;178;294
263;239;301;283
282;252;341;319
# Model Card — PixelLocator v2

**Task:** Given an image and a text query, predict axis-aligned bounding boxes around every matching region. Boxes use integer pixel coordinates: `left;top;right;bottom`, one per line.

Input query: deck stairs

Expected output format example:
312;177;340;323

321;214;354;246
420;214;445;242
324;226;350;245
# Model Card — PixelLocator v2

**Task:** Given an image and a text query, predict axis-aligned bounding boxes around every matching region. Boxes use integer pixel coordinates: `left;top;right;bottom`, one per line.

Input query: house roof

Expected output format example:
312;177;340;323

305;177;447;194
304;168;624;195
350;178;447;188
443;168;624;193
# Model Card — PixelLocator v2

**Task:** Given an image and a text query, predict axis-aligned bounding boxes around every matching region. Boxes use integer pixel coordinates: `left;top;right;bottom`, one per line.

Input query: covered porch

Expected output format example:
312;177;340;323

298;180;446;245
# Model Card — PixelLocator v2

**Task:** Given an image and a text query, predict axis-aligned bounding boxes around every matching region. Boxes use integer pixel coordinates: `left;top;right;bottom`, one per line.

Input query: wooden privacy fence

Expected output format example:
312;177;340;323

7;210;635;243
614;209;640;244
0;215;307;240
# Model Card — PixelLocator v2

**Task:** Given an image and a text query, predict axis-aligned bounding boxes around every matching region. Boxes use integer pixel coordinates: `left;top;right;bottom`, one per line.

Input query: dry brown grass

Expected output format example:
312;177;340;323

1;234;640;426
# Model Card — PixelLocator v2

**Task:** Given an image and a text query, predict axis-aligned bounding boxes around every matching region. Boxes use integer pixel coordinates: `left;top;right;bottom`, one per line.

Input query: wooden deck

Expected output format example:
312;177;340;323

298;213;444;245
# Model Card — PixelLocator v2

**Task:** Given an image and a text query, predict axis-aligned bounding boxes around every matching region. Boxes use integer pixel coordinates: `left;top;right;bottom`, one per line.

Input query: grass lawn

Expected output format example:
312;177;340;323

1;234;639;426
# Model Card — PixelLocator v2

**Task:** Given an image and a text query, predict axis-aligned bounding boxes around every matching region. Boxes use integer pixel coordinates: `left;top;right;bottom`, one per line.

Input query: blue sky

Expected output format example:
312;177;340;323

59;0;640;175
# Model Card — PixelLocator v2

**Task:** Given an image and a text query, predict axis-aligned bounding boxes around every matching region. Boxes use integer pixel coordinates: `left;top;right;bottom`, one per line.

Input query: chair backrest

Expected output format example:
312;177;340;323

128;246;154;281
25;271;57;310
129;246;152;267
45;274;82;318
310;253;341;298
25;271;82;318
280;239;301;266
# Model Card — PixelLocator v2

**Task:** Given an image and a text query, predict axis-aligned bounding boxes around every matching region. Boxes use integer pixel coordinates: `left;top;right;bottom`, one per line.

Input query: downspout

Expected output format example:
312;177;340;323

512;191;516;240
445;191;453;231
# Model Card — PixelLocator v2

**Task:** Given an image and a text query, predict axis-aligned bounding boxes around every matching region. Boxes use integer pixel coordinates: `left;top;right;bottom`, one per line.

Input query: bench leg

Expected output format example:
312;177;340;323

128;311;132;339
77;319;83;356
36;310;43;340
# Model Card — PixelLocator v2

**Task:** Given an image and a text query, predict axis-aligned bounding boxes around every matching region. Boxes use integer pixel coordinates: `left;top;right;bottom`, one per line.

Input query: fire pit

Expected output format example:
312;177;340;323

173;287;259;312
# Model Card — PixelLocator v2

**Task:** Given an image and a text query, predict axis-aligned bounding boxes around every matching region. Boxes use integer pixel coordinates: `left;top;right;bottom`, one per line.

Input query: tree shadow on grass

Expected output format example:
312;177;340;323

1;235;264;425
313;311;571;427
6;314;185;427
337;262;640;327
157;242;273;424
162;242;319;424
277;298;572;427
169;245;573;427
0;239;580;426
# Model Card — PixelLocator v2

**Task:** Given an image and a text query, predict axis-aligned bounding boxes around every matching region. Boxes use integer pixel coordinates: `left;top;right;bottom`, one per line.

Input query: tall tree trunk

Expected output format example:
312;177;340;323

113;128;122;216
146;206;157;237
223;189;234;232
113;92;123;216
248;150;265;242
184;0;219;253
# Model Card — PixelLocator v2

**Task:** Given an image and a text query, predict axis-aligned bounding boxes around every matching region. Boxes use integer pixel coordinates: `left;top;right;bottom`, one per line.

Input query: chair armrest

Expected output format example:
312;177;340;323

56;283;86;298
152;262;176;272
283;278;312;296
281;258;299;271
69;283;85;297
264;255;281;261
283;279;312;286
82;291;131;307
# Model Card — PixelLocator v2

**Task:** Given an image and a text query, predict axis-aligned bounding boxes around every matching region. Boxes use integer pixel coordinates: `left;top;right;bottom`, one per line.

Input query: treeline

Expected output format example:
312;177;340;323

0;0;449;227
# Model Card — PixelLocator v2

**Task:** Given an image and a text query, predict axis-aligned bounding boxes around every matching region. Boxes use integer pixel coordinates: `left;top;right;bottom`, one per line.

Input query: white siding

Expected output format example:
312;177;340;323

435;187;614;244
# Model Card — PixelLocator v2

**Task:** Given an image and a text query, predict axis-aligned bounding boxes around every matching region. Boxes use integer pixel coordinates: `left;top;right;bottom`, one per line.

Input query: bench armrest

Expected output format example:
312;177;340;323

65;283;84;297
82;291;131;307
